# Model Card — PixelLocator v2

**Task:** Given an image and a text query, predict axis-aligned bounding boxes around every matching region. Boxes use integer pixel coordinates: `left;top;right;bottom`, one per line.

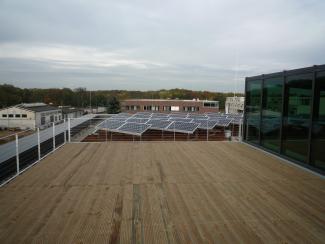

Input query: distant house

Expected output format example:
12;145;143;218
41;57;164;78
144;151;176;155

0;103;62;130
83;107;106;114
121;99;219;113
225;97;245;114
59;106;84;119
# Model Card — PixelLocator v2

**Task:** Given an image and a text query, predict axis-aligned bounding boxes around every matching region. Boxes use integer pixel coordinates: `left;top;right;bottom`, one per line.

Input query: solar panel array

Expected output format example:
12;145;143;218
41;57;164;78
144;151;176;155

98;112;243;136
146;119;172;130
115;122;151;136
166;121;200;133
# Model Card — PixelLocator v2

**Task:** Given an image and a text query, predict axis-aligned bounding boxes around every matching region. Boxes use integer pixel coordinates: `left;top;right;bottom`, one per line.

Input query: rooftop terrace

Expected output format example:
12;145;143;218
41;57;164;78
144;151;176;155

0;142;324;243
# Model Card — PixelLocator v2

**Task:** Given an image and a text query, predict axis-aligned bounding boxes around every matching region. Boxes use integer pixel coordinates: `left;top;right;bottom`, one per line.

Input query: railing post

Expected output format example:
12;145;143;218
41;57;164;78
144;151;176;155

206;120;208;142
64;119;67;144
52;122;55;150
37;128;41;160
105;120;108;142
68;118;71;142
239;120;243;141
15;134;19;175
173;122;175;142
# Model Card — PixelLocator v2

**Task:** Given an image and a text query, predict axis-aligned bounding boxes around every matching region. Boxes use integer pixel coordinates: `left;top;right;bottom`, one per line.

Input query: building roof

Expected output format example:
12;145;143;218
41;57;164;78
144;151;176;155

0;142;323;243
123;99;218;102
16;103;60;112
60;107;83;114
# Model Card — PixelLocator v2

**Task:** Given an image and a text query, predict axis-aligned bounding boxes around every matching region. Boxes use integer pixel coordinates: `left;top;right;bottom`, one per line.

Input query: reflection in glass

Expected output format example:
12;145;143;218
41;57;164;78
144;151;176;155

261;77;283;152
282;73;312;163
311;71;325;170
245;80;261;144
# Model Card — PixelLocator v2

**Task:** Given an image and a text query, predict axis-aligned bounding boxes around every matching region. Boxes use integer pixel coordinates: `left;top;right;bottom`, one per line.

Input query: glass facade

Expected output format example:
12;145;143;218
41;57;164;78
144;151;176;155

311;71;325;170
282;73;312;162
245;80;261;144
261;77;283;152
244;65;325;173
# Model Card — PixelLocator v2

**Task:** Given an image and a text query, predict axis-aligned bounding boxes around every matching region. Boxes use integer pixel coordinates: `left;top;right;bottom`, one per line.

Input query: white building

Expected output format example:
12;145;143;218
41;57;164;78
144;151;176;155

225;97;245;114
0;103;62;130
84;106;106;114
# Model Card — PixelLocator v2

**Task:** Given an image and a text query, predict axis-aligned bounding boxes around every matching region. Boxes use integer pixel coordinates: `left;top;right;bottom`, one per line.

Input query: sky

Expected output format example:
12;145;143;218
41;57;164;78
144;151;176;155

0;0;324;92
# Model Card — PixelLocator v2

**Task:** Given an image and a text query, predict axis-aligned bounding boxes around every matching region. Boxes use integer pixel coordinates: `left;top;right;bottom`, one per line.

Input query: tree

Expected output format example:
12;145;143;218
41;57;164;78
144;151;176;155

107;97;120;114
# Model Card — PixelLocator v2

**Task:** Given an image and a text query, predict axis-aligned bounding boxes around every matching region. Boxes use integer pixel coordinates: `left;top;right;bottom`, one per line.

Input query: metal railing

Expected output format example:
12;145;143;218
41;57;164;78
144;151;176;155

0;114;96;186
68;117;243;143
0;114;243;186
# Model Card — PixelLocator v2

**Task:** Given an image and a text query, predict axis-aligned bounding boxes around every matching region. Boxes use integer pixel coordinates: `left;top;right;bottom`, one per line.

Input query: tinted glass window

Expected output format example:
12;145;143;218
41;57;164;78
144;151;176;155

282;73;312;163
311;71;325;170
245;80;262;144
261;77;283;152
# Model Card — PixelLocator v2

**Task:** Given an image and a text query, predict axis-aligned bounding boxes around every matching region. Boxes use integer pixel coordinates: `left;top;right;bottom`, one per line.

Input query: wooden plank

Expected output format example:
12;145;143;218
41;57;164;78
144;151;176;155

0;142;324;243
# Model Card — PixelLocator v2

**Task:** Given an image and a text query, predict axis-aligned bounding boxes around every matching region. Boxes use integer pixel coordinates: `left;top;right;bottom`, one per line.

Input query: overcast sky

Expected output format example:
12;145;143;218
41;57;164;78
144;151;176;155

0;0;324;92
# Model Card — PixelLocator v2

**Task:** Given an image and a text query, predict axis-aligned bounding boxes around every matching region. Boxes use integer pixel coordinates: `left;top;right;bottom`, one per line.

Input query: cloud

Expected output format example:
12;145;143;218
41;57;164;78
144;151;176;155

0;0;324;92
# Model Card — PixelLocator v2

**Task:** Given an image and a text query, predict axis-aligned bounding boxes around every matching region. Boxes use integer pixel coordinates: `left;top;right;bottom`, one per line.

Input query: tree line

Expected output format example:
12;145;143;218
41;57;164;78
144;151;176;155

0;84;243;110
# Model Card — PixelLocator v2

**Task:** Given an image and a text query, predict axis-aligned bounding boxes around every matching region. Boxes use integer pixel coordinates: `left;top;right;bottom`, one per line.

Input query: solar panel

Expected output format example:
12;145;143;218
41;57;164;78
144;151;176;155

146;119;172;130
132;114;152;119
106;118;127;122
116;122;151;135
226;114;243;119
104;120;126;130
168;113;188;118
127;118;150;123
115;113;131;117
166;121;199;133
151;113;169;117
187;114;208;119
192;119;219;129
215;118;232;127
110;114;131;119
230;117;243;124
169;118;193;123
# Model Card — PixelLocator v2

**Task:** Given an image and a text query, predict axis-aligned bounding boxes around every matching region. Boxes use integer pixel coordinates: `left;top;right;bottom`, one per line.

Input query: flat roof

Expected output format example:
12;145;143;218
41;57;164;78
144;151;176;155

123;99;218;102
0;142;324;243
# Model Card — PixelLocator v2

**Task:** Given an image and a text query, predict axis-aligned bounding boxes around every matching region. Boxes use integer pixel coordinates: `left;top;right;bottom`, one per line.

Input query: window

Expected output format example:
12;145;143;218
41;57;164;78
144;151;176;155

125;106;130;110
261;77;283;152
50;115;54;122
8;114;13;118
171;106;180;111
204;102;218;107
2;114;7;118
15;114;21;118
22;114;27;118
151;106;159;111
144;105;152;111
282;73;312;163
163;106;171;111
41;117;45;125
183;106;198;112
245;80;262;144
311;71;325;170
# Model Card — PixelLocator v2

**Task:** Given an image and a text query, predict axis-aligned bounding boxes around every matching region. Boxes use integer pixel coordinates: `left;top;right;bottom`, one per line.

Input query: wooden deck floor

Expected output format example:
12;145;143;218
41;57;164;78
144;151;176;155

0;142;324;243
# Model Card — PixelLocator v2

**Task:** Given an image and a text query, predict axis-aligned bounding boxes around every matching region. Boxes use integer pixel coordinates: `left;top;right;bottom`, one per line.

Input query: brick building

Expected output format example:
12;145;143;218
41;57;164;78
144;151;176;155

121;99;219;113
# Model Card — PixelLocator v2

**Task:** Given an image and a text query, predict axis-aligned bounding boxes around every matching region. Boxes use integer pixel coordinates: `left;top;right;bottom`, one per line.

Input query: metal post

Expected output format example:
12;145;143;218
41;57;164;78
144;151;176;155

64;119;67;144
68;118;71;142
174;123;175;142
238;120;242;141
52;122;55;150
206;120;208;142
15;134;19;175
37;128;41;160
